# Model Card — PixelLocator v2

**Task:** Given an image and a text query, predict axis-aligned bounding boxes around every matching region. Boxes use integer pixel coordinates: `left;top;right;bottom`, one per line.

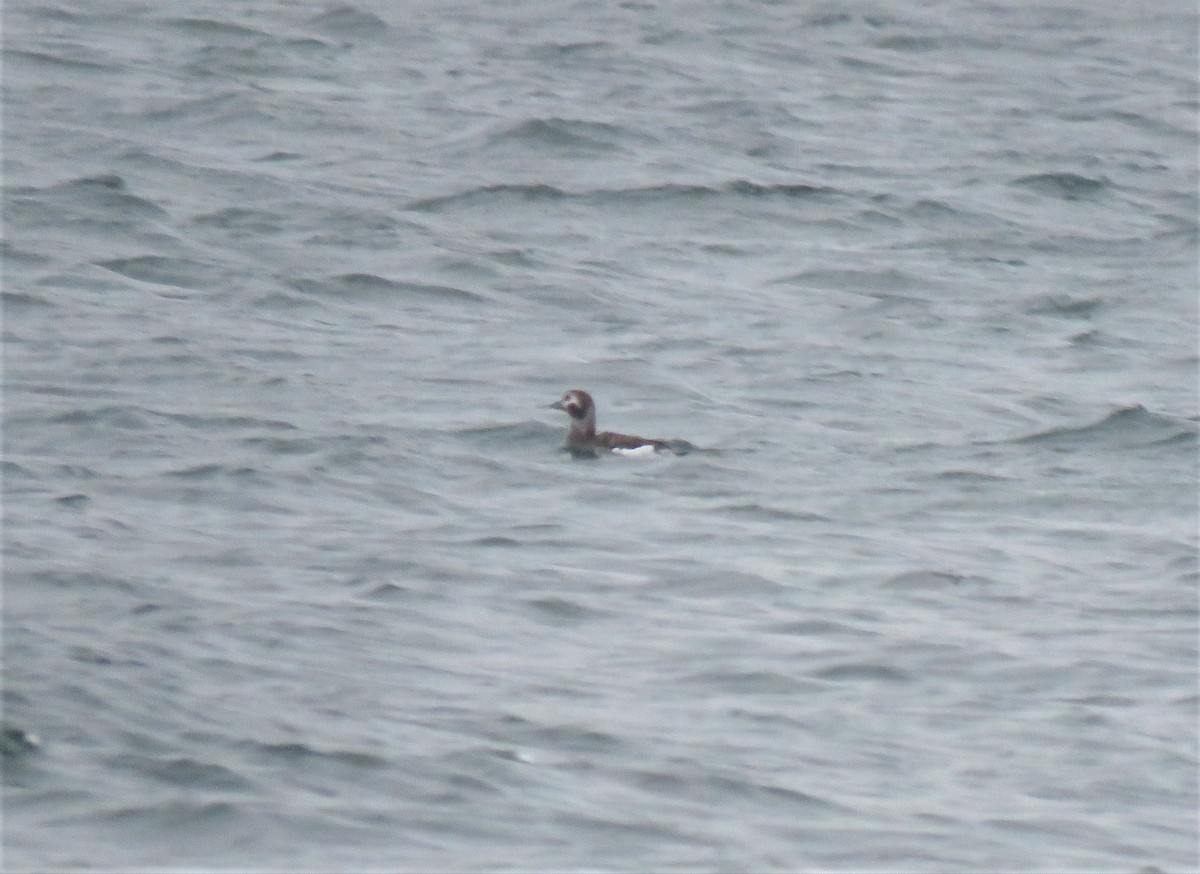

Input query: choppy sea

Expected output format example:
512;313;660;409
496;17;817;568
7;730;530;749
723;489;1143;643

3;1;1197;871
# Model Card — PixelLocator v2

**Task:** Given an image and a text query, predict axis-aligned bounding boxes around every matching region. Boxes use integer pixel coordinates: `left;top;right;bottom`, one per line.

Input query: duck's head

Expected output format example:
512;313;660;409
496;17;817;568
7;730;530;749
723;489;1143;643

549;389;595;422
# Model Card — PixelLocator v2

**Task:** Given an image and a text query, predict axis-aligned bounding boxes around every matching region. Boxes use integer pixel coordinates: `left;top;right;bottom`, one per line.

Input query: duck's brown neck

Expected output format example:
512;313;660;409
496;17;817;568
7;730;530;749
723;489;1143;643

568;412;596;445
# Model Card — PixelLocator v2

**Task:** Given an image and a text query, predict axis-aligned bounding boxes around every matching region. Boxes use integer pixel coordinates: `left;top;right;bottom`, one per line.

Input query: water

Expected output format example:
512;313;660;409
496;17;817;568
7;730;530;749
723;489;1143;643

3;1;1197;871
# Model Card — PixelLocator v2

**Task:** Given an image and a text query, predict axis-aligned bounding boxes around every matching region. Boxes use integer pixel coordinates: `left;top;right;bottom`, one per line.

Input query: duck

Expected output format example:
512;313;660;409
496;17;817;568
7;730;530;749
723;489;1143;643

548;389;675;456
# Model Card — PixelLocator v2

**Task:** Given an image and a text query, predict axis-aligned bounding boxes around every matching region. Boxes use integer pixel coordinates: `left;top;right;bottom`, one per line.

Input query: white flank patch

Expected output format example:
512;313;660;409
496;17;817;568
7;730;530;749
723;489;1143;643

610;445;660;458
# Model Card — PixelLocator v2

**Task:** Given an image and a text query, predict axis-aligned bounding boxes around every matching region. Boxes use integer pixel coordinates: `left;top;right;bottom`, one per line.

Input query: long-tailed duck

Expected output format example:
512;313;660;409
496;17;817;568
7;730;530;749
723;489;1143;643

549;389;676;456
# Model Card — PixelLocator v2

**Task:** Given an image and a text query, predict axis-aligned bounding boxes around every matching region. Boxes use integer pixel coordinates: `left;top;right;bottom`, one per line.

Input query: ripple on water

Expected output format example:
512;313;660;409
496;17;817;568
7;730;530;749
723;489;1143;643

1012;405;1198;450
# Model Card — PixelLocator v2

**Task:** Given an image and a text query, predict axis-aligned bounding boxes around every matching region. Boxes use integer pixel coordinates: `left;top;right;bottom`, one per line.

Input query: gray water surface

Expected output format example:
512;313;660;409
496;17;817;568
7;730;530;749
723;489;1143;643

3;1;1197;871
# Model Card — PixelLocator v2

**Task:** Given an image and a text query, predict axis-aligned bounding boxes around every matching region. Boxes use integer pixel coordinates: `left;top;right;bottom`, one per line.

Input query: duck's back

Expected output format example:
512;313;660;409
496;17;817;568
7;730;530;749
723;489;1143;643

594;430;670;451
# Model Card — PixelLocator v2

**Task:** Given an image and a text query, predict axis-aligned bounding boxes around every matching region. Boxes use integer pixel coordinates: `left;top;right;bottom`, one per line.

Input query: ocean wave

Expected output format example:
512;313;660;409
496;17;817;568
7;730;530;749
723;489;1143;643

631;765;844;812
95;255;228;291
455;420;557;445
406;179;833;213
304;5;389;38
3;47;111;73
1;289;56;310
812;662;911;683
487;118;627;152
108;752;254;791
43;404;152;431
17;173;169;220
771;265;928;296
1025;293;1104;318
288;273;487;304
162;17;269;40
190;207;284;234
1011;172;1110;201
247;740;387;769
883;570;995;590
1012;405;1198;449
163;463;262;481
